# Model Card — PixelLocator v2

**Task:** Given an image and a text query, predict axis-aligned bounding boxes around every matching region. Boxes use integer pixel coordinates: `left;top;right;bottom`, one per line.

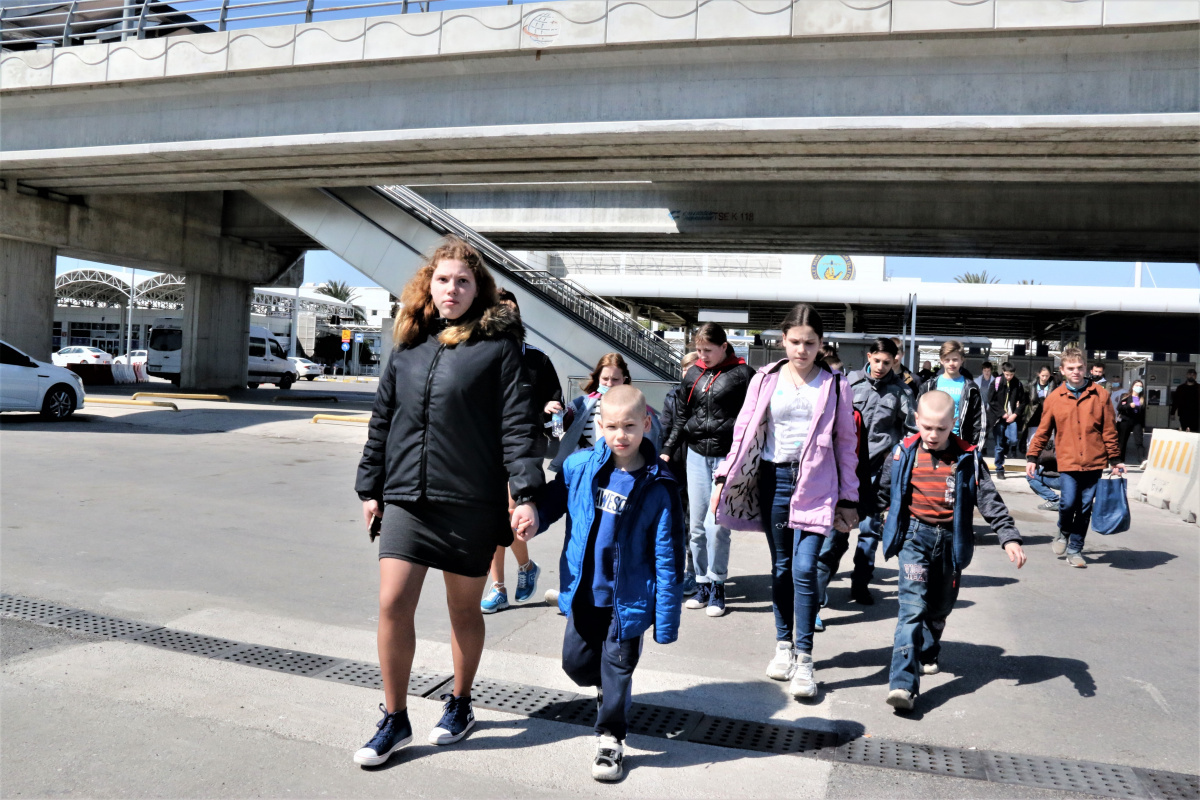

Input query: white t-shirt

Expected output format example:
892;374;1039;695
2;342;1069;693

763;370;827;463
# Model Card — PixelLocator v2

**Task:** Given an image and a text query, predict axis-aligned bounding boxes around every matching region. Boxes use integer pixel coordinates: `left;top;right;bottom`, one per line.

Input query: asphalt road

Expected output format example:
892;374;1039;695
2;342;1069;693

2;405;1196;797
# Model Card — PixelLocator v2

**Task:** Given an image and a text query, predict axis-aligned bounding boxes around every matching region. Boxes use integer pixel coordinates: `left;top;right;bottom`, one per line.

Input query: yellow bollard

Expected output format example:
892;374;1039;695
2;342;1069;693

311;414;370;424
84;398;179;411
132;392;230;402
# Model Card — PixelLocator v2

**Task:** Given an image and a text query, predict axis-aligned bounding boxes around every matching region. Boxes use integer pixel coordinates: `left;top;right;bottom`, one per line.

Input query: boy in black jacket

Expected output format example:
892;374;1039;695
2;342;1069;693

879;391;1026;711
988;362;1026;480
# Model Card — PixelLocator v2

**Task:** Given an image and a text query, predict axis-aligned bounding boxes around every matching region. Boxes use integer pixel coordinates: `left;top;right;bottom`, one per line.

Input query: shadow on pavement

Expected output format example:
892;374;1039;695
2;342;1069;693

1089;548;1177;571
819;642;1096;717
0;407;341;436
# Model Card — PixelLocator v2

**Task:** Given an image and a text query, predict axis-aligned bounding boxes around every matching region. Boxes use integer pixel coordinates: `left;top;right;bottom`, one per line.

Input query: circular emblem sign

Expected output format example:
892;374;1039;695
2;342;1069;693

811;255;855;280
522;10;560;44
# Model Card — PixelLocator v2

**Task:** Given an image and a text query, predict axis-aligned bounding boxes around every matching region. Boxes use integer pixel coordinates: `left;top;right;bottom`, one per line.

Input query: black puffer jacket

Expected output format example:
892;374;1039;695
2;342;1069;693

662;354;756;458
355;305;544;509
916;367;983;445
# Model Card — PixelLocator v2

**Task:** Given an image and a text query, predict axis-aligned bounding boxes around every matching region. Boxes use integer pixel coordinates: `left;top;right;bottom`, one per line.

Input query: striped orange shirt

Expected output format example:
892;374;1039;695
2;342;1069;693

909;445;957;526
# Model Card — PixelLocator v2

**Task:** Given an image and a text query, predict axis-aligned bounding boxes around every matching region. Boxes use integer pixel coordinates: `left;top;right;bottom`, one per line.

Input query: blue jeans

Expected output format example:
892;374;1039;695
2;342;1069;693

993;420;1018;468
890;519;960;695
815;513;880;602
1058;470;1103;554
759;462;823;653
685;450;730;584
1026;468;1061;503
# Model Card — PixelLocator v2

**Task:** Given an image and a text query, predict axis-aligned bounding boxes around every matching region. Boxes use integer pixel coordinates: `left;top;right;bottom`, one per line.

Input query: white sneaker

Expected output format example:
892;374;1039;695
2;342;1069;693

887;688;915;710
921;660;940;675
788;652;817;699
765;641;796;681
544;588;559;604
592;734;624;782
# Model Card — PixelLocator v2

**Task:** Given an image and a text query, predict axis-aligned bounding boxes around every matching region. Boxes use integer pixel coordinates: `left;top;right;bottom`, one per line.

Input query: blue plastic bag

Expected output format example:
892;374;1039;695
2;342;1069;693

1091;477;1131;535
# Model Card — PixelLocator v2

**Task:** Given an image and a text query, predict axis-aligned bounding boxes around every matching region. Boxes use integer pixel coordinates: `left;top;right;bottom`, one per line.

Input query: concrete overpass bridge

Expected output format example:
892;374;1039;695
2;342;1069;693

2;0;1198;386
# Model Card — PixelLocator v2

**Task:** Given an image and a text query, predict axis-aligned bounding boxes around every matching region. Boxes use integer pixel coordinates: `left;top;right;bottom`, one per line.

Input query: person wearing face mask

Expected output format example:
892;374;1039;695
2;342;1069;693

552;353;659;472
661;322;756;618
1116;379;1148;465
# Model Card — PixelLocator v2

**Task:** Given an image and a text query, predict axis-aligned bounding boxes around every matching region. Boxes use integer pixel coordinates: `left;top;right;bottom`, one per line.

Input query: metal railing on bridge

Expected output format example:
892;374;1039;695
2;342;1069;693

0;0;512;49
373;186;683;380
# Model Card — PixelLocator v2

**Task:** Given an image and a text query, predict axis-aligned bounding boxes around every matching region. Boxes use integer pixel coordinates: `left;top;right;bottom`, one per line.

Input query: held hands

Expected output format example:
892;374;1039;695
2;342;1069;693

511;502;539;542
362;499;382;532
833;506;859;533
1004;541;1027;569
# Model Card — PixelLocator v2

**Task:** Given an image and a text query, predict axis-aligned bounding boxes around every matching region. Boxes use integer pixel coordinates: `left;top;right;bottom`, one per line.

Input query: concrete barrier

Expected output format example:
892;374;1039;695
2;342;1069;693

1136;430;1200;523
66;364;114;385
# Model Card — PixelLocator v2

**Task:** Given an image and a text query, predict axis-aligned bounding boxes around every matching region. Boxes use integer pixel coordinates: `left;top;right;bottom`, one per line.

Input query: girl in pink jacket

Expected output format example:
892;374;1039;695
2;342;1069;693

710;304;859;700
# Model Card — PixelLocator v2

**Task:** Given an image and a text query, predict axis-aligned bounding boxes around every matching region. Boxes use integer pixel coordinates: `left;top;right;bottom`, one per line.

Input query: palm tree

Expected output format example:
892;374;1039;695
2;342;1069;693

954;271;1001;284
315;280;366;322
1018;279;1041;285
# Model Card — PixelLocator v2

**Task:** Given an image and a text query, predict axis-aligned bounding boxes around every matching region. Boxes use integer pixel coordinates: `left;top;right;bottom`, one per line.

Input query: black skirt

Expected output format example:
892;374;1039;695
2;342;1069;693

378;499;512;578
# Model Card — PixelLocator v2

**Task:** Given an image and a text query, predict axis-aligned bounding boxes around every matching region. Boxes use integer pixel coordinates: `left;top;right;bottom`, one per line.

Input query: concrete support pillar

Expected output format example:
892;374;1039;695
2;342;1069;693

181;272;251;391
0;239;57;359
843;303;856;334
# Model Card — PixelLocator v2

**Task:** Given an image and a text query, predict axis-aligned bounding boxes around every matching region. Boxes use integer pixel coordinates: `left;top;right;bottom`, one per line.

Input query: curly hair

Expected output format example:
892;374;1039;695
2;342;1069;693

393;236;498;348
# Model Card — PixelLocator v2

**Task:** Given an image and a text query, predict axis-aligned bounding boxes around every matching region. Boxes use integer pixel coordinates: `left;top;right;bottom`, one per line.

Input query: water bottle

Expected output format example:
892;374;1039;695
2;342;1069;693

551;410;565;439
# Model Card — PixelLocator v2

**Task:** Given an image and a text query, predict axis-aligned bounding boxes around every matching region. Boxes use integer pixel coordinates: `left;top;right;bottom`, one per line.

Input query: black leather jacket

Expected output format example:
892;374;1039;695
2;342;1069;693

356;305;544;508
662;356;756;458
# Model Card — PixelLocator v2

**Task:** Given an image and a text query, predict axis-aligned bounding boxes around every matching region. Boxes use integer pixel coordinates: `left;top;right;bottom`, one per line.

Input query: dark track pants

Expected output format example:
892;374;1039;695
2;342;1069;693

562;602;643;741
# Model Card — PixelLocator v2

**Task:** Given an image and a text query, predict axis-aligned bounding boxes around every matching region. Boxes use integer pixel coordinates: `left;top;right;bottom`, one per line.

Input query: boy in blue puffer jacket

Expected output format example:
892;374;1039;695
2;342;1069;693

520;384;685;782
878;390;1026;713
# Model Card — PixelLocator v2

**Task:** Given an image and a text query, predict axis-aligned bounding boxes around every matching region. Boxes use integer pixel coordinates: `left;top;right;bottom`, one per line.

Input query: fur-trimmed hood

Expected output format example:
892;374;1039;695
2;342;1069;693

439;301;524;345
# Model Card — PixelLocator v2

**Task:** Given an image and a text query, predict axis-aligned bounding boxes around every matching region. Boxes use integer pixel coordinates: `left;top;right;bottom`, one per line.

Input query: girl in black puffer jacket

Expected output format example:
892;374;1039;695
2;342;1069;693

661;323;755;617
353;236;543;766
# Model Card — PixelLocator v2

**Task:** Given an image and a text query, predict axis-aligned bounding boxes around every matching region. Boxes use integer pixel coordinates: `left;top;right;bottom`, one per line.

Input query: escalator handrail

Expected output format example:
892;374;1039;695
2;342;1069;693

369;185;683;379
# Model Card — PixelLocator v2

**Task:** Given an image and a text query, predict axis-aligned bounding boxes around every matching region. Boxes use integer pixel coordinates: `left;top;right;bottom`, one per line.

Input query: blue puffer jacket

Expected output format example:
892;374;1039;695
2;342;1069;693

880;434;1021;572
536;438;685;643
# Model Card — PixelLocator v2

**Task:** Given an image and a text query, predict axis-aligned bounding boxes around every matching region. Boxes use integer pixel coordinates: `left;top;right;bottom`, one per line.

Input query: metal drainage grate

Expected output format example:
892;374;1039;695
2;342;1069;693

627;703;704;740
547;696;598;726
47;611;161;639
687;715;838;755
838;738;985;779
408;669;452;698
0;594;75;622
216;645;339;676
1135;768;1200;800
469;678;580;717
126;628;248;657
314;660;383;690
986;753;1144;798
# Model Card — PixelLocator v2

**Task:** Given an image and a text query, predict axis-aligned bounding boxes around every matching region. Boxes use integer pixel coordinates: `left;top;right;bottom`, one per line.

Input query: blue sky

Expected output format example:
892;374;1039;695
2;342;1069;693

56;252;1198;290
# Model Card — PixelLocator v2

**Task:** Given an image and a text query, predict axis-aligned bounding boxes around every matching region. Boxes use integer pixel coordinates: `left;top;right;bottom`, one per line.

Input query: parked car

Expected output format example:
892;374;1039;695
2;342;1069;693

52;346;113;366
1;340;85;419
113;350;148;365
289;357;323;381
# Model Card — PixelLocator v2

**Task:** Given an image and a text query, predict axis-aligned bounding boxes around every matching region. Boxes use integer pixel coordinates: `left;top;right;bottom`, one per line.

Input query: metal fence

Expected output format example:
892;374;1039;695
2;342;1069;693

374;185;682;380
0;0;511;49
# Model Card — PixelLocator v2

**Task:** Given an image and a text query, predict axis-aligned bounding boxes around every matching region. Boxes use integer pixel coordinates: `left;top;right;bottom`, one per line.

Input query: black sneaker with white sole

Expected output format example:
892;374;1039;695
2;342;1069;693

354;704;413;766
428;694;476;745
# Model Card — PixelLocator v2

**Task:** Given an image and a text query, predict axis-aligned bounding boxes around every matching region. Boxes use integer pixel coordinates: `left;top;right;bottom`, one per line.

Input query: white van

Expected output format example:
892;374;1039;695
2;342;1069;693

247;325;298;389
147;319;298;389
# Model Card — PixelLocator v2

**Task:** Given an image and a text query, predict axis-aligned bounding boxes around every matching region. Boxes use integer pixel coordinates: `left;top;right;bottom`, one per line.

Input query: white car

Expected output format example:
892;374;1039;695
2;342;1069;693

1;340;86;419
113;350;148;365
289;357;324;381
52;346;113;366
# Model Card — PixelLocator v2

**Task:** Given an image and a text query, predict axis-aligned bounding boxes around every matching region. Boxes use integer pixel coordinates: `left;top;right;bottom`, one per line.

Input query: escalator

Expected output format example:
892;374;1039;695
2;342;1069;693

250;185;682;399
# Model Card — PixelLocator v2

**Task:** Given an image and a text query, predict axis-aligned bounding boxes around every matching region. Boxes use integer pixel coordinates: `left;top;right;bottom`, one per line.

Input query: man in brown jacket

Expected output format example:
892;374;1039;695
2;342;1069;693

1026;347;1125;568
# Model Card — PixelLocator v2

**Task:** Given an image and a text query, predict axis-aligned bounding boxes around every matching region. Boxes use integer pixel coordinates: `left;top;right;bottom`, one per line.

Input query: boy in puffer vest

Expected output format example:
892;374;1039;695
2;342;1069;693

520;384;685;782
878;391;1026;712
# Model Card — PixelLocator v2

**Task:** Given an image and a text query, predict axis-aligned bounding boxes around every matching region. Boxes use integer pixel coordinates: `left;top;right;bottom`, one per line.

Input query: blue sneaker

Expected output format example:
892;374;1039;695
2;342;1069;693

814;614;825;633
481;584;509;614
428;694;476;745
514;560;540;603
682;572;698;597
353;703;412;766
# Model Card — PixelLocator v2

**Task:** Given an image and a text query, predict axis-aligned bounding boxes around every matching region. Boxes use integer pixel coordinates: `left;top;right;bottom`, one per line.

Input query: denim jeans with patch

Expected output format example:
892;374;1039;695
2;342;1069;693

1058;470;1103;554
889;518;961;695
